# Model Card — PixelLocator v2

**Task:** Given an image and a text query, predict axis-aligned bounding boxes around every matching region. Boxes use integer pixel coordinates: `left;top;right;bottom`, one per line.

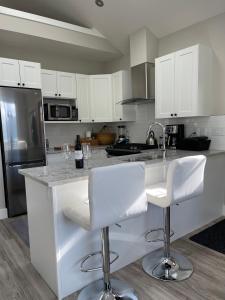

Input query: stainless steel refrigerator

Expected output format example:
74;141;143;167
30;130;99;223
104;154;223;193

0;87;46;217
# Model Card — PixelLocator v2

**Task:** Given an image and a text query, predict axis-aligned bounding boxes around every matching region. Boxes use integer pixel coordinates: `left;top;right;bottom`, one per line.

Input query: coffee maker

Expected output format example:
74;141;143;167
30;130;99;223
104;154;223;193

165;124;184;149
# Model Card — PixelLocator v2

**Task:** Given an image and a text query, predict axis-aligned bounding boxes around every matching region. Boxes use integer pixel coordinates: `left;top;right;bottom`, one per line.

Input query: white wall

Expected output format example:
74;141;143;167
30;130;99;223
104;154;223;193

0;44;105;74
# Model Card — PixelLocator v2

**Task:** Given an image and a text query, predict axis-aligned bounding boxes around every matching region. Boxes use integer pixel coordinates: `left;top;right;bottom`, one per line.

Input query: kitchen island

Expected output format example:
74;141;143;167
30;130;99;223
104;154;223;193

20;149;225;300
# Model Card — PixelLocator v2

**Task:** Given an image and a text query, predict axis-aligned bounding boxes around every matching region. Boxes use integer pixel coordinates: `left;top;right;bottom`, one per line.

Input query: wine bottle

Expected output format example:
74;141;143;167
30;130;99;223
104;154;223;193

75;135;84;169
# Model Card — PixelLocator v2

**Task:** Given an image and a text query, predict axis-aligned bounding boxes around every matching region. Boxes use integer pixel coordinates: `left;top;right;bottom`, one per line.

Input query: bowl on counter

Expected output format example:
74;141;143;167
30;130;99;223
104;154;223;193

96;132;116;145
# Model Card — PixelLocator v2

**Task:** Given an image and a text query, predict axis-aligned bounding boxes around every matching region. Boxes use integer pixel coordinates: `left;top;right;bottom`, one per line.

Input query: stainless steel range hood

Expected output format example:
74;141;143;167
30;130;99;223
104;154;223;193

121;62;155;105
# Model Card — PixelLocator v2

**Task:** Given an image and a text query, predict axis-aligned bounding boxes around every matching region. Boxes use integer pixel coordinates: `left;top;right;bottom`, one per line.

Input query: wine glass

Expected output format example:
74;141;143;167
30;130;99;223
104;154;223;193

62;143;71;160
82;143;92;169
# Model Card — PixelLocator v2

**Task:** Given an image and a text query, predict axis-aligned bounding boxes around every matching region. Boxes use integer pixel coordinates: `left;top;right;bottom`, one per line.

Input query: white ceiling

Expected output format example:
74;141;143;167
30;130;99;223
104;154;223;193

1;0;225;53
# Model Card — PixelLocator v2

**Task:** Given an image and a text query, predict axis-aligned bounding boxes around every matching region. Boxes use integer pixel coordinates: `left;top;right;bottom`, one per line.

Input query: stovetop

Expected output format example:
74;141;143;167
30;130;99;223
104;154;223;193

105;143;158;156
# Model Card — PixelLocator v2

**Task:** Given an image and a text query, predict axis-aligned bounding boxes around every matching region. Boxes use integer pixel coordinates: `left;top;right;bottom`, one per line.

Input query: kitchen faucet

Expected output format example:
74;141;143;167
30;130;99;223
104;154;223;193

146;122;166;159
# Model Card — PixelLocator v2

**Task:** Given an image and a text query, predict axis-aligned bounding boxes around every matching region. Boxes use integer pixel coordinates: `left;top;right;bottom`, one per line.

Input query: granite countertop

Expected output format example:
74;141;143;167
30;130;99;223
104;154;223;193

19;149;225;187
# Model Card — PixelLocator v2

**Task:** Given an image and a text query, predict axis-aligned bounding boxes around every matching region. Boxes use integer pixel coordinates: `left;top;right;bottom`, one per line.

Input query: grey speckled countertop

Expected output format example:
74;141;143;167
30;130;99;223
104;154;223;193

19;148;225;187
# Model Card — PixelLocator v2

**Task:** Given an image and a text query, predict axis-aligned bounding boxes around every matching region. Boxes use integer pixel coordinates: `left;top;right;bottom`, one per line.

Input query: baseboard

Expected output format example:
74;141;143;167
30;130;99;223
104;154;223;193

222;205;225;216
0;208;8;219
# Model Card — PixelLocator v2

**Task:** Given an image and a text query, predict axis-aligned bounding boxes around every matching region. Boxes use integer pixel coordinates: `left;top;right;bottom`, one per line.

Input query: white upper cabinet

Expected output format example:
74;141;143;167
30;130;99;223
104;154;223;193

155;44;213;119
41;69;76;99
112;71;136;121
0;58;41;88
155;53;175;119
90;74;113;122
174;46;198;117
19;60;41;89
57;72;76;99
76;74;91;123
0;58;20;87
41;69;57;97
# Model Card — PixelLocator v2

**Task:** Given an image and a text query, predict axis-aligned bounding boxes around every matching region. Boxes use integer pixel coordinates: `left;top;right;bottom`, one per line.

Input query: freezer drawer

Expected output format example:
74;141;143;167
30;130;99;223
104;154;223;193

5;161;45;217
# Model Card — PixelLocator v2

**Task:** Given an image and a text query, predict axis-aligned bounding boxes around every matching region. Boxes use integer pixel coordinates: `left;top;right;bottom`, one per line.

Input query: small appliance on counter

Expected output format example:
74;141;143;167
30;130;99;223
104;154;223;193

146;130;158;146
105;143;158;156
165;124;185;149
177;136;211;151
116;125;129;144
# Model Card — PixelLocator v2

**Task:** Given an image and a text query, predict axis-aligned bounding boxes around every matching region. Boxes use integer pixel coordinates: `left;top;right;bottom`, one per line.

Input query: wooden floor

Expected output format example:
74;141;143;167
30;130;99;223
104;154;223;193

1;218;225;300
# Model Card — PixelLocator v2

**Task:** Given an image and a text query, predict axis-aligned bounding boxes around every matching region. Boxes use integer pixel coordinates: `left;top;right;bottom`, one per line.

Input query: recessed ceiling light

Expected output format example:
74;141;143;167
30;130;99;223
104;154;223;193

95;0;104;7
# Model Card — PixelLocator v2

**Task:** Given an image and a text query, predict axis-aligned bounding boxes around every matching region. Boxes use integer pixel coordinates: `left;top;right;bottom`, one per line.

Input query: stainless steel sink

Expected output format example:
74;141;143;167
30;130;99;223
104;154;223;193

122;153;163;162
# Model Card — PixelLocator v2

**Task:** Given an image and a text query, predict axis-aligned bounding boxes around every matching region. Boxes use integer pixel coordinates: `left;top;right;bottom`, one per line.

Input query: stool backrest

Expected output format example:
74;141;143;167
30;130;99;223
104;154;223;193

89;162;147;230
166;155;206;205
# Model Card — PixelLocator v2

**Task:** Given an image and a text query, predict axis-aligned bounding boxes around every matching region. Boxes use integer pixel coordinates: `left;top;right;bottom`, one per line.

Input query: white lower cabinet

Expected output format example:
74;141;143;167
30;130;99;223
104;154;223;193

155;44;213;119
112;71;136;121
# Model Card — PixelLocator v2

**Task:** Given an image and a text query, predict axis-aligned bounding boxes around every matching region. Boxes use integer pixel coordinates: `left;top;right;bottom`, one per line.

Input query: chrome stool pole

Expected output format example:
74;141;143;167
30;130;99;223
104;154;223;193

78;227;139;300
142;207;193;281
102;227;112;293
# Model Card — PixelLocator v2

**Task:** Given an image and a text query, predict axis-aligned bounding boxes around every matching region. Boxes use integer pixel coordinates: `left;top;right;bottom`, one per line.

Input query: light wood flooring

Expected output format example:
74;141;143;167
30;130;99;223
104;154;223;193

0;217;225;300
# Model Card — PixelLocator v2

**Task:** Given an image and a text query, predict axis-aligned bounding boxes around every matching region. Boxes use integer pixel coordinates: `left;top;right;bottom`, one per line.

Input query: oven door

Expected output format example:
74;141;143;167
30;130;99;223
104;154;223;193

48;104;72;120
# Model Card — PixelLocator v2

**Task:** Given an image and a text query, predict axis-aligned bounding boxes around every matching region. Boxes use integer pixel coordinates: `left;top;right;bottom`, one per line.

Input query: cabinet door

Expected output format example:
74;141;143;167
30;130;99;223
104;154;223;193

112;71;123;120
76;74;91;122
155;53;175;119
90;75;112;122
19;61;41;89
0;58;20;87
174;46;198;117
41;69;58;97
57;72;76;99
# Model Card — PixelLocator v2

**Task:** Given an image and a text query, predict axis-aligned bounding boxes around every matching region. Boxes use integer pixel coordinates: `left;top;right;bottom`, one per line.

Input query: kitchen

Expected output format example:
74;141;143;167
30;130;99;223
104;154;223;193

1;1;225;300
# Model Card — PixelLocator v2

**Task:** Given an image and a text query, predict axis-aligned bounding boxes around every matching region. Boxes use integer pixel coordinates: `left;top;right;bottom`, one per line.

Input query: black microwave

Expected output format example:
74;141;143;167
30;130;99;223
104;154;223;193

44;103;78;121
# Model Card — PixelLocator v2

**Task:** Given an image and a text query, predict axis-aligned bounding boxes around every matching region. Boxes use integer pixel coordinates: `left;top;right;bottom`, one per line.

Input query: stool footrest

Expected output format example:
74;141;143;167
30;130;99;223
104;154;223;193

80;251;119;272
145;228;174;243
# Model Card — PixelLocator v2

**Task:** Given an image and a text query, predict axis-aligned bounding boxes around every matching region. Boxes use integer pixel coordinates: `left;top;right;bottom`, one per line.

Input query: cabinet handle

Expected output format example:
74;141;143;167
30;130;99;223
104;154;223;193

22;83;25;86
92;120;94;122
174;113;177;117
79;120;81;122
120;118;122;121
171;113;174;117
17;83;20;86
55;93;57;96
59;94;61;96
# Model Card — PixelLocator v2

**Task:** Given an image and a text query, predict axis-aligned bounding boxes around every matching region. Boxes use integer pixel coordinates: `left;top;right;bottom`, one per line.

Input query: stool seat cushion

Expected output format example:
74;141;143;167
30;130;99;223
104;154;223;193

63;180;91;230
146;182;169;208
63;162;147;231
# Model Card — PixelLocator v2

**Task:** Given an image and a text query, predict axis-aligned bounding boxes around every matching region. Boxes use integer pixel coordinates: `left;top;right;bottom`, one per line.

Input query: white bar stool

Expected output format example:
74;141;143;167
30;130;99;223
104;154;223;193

63;162;147;300
142;155;206;281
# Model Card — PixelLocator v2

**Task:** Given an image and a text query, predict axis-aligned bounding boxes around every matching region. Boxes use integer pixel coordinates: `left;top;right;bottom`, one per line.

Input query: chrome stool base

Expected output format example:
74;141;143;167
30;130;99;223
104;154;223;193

78;278;138;300
142;248;193;281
